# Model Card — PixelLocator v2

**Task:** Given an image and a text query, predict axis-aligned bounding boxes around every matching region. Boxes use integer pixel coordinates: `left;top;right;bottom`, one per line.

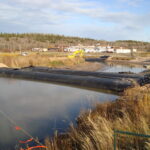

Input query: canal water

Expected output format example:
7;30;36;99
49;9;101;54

0;77;117;149
99;63;145;73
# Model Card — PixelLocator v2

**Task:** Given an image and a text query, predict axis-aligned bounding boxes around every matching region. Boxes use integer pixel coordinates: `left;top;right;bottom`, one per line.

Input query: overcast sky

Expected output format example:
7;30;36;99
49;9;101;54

0;0;150;41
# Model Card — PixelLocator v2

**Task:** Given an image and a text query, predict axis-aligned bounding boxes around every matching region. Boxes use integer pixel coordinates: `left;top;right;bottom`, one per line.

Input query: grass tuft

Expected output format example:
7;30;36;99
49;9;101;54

41;85;150;150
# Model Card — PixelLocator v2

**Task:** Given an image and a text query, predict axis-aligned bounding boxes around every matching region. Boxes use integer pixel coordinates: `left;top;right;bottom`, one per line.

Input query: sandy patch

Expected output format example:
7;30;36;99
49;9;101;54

0;63;8;68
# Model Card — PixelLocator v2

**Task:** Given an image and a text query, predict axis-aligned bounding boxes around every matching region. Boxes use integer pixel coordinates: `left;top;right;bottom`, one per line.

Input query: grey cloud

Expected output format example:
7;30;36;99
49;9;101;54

3;0;148;30
0;0;149;41
0;2;67;28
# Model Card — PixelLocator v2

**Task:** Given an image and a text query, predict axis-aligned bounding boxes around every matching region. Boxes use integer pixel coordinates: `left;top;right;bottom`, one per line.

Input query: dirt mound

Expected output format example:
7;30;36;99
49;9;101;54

0;63;8;68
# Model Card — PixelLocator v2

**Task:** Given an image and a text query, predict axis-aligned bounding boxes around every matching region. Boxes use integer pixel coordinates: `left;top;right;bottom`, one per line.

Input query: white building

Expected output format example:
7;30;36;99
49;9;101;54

106;46;115;53
32;48;48;52
133;49;137;52
64;46;79;52
42;48;48;52
64;45;137;54
84;48;96;53
97;46;107;52
115;47;136;53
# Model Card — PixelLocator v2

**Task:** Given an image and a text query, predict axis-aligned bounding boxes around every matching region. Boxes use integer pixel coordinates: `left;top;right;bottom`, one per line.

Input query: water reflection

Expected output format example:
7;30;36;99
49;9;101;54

0;78;117;149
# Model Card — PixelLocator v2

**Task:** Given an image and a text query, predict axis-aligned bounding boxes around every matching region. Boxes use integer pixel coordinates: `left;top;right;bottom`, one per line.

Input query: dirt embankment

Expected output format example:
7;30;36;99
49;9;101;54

65;62;106;71
0;52;106;71
107;56;150;65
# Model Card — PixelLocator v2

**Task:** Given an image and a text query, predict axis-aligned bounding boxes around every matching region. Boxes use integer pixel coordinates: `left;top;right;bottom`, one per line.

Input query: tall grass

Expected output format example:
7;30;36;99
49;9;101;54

0;52;85;68
42;85;150;150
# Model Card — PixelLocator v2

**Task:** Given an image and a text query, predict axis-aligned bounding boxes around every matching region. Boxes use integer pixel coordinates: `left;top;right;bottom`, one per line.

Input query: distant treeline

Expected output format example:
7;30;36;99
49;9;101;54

0;33;149;52
112;40;150;52
0;33;98;52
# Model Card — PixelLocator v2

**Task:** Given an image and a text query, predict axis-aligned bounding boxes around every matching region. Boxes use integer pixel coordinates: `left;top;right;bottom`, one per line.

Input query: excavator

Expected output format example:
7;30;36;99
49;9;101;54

68;49;84;59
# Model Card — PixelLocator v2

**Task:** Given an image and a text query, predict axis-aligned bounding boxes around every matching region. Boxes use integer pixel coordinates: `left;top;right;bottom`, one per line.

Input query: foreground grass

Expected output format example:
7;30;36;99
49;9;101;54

42;85;150;150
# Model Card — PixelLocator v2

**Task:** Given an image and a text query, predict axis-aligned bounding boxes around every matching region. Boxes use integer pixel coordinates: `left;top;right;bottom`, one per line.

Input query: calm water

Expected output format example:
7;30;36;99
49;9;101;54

0;78;117;149
100;64;145;73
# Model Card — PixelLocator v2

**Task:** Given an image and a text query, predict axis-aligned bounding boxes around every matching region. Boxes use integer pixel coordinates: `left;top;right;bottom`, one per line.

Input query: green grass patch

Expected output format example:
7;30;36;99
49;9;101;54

50;60;64;67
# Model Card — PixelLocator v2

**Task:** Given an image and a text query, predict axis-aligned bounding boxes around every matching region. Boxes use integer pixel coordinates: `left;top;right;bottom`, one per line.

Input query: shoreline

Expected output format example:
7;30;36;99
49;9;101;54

43;84;150;150
107;59;150;66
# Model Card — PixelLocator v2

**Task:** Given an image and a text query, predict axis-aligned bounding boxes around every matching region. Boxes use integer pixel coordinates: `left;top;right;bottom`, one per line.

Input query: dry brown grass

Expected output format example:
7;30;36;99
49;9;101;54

110;56;133;61
136;52;150;57
0;52;85;68
42;85;150;150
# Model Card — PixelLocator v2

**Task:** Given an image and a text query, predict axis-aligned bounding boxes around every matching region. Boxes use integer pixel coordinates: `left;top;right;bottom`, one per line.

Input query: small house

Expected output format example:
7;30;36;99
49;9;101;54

115;47;131;53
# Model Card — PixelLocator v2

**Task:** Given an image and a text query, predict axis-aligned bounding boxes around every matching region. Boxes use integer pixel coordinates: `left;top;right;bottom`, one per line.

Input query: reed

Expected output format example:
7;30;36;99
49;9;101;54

43;85;150;150
0;52;85;68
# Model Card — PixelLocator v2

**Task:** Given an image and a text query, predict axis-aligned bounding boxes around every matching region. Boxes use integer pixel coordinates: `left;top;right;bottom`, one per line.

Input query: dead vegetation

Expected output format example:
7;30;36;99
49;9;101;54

110;56;133;61
0;52;85;68
42;85;150;150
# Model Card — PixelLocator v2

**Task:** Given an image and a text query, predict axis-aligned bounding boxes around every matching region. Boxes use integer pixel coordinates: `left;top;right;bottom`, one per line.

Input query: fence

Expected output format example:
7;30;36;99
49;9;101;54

114;130;150;150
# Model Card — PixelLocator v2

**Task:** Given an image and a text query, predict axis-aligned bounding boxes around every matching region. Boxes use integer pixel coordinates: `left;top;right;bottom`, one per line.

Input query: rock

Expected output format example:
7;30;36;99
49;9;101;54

143;65;150;69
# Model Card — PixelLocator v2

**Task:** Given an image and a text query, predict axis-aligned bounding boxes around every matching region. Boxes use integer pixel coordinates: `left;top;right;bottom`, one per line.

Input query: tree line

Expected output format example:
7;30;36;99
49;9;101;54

0;33;149;52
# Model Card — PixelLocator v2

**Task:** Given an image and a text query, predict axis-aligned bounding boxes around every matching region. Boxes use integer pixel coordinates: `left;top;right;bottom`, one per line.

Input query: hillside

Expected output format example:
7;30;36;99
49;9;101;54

0;33;98;52
0;33;150;52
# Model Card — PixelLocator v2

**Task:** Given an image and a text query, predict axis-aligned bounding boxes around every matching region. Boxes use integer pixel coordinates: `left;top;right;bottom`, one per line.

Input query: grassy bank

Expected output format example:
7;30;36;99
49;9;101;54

0;52;85;68
0;52;104;71
42;85;150;150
